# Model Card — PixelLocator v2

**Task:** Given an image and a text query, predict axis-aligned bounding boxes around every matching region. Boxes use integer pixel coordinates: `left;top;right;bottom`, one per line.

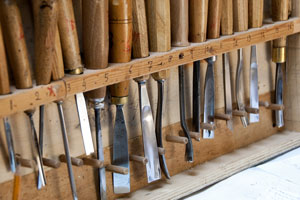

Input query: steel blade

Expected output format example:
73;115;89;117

275;63;284;127
193;60;201;132
138;81;161;183
37;105;45;190
75;93;94;155
223;53;234;131
203;57;216;139
249;45;259;123
236;49;249;127
3;118;16;173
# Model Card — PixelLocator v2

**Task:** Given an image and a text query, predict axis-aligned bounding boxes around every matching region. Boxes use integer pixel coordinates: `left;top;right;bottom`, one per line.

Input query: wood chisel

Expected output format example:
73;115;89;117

189;0;208;132
108;0;131;194
233;0;249;127
272;0;289;128
203;0;222;139
83;0;109;198
248;0;264;123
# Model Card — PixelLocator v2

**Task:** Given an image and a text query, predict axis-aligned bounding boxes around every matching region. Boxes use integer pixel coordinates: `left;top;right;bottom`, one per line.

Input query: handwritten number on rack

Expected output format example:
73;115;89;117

82;79;86;91
247;35;251;42
67;83;71;92
10;100;13;111
104;73;109;82
261;31;265;39
129;65;133;74
35;91;41;101
148;61;153;71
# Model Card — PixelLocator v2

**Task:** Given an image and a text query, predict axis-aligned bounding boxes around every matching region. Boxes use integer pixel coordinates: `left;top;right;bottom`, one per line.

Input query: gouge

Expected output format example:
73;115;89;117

83;0;109;198
233;0;249;127
272;0;289;128
108;0;131;194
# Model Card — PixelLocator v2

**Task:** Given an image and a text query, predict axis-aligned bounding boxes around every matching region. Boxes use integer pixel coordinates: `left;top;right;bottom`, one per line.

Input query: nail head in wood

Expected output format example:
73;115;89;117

42;157;61;168
214;113;232;120
106;164;128;175
166;135;188;144
82;157;104;168
59;154;83;166
129;155;148;165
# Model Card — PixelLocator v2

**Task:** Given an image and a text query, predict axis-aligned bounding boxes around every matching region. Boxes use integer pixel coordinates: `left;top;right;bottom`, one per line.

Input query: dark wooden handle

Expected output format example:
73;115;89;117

189;0;208;43
207;0;222;39
0;22;10;95
51;27;65;81
42;157;61;168
221;0;233;35
249;0;264;28
0;0;32;89
171;0;189;47
233;0;248;32
58;0;83;74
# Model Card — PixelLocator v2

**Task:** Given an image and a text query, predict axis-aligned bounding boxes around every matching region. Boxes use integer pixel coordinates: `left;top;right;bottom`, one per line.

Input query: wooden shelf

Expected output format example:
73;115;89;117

1;17;300;118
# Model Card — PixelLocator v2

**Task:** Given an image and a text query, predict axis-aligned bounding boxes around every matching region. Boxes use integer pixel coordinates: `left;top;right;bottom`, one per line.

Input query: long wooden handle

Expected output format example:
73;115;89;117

221;0;233;35
207;0;222;39
189;0;208;43
51;27;65;81
0;22;10;95
170;0;189;47
249;0;264;28
83;0;109;100
0;0;32;89
233;0;248;32
58;0;83;74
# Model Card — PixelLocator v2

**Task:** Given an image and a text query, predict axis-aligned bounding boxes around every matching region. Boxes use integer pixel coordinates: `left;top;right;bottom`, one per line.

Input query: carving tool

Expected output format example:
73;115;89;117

108;0;131;194
272;0;289;128
233;0;249;127
83;0;109;198
58;0;94;156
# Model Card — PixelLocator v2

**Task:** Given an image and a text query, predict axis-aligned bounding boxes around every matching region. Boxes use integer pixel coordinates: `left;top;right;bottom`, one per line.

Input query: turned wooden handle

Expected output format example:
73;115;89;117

58;0;83;74
106;164;129;175
0;22;10;95
109;80;130;99
42;157;61;168
132;0;149;58
51;27;65;81
146;0;171;52
0;0;32;89
207;0;222;39
189;0;208;43
221;0;233;35
171;0;189;47
233;0;248;32
83;0;109;100
249;0;264;28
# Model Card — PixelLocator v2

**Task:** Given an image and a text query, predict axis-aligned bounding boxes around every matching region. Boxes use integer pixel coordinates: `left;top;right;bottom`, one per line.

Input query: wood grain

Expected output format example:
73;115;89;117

0;22;10;95
189;0;208;43
272;0;289;22
249;0;264;28
51;27;65;81
233;0;249;32
207;0;222;39
221;0;233;35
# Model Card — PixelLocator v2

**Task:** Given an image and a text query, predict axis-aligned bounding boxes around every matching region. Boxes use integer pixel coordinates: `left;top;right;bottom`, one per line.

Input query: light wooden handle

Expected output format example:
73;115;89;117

0;22;10;95
221;0;233;35
171;0;189;47
146;0;171;52
249;0;264;28
0;0;32;89
189;0;208;43
106;164;129;175
166;135;188;144
109;80;130;100
272;0;289;22
42;157;61;168
13;174;21;200
207;0;222;39
82;157;105;168
59;154;83;166
233;0;248;32
51;27;65;81
129;155;148;165
132;0;149;58
58;0;83;74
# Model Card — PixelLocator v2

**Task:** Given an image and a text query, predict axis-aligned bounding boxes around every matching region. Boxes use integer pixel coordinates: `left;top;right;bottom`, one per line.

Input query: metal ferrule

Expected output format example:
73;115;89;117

272;47;286;63
111;96;128;105
89;98;105;110
65;66;84;75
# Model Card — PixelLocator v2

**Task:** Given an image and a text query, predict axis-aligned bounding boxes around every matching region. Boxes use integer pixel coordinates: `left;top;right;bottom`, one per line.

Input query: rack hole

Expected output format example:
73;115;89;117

179;53;184;59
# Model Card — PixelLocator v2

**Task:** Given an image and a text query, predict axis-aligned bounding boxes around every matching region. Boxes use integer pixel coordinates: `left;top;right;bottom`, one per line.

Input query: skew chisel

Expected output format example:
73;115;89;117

108;0;132;194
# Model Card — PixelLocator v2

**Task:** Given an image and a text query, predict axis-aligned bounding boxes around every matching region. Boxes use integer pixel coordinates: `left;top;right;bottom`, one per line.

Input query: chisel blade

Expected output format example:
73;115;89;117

75;93;94;155
275;63;284;127
113;104;130;193
203;57;216;139
3;118;16;173
223;53;233;131
138;81;161;183
249;45;259;123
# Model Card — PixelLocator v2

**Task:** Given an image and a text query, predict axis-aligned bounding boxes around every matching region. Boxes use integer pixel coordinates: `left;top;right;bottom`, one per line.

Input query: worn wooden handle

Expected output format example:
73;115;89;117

0;22;10;95
152;70;170;81
0;0;32;89
189;0;208;43
110;80;130;99
249;0;264;28
221;0;233;35
51;27;65;81
233;0;248;32
171;0;189;47
132;0;149;58
207;0;222;39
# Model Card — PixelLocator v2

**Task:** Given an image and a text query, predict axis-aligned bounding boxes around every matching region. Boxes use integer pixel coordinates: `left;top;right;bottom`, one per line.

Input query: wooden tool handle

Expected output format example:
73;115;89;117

189;0;208;43
82;157;105;168
58;0;83;74
0;0;32;89
272;0;289;22
106;164;129;175
152;70;170;81
170;0;189;47
0;22;10;95
233;0;248;32
249;0;264;28
129;155;148;165
207;0;222;39
132;0;149;58
146;0;171;52
51;27;65;81
42;157;61;168
221;0;233;35
59;154;83;166
110;80;130;99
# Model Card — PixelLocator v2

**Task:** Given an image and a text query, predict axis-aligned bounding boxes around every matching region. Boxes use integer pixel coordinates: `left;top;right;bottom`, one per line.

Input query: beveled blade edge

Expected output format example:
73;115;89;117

250;45;259;123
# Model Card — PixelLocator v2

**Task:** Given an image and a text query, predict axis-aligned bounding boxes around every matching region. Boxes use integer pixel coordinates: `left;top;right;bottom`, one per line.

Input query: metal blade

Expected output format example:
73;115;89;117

236;49;249;127
37;105;45;190
275;63;284;127
249;45;259;123
155;80;170;178
223;53;234;131
113;104;130;193
75;93;94;155
138;81;161;183
193;60;201;132
3;117;16;173
203;57;216;139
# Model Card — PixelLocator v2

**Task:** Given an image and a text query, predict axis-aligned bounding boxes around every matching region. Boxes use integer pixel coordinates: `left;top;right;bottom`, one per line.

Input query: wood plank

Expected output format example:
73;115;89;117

0;18;299;118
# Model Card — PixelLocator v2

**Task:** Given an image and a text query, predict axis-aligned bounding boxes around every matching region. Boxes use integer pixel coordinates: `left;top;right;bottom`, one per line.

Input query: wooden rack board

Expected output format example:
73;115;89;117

0;17;299;118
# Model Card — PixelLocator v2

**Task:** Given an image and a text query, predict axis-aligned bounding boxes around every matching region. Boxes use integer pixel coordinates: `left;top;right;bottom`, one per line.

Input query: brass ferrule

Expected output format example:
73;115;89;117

65;66;84;75
111;96;128;105
272;47;286;63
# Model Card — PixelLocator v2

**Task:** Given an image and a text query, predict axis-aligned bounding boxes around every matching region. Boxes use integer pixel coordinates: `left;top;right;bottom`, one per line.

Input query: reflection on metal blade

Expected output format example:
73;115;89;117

3;118;16;173
275;63;284;127
223;53;233;131
250;45;259;123
75;93;94;155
